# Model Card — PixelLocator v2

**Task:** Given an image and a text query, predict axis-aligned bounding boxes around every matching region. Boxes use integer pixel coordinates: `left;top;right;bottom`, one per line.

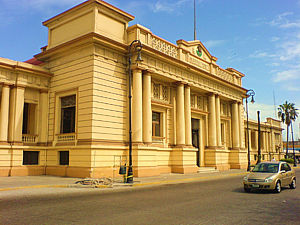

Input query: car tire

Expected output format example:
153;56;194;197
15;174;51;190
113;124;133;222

244;187;251;193
290;178;296;189
274;181;281;193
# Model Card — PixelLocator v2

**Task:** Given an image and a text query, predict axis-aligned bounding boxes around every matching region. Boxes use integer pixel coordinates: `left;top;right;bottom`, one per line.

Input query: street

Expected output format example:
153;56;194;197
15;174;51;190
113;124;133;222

0;171;299;225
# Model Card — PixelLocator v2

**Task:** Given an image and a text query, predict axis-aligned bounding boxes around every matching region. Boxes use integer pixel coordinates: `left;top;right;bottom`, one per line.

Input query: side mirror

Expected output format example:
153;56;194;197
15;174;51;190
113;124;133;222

280;170;286;174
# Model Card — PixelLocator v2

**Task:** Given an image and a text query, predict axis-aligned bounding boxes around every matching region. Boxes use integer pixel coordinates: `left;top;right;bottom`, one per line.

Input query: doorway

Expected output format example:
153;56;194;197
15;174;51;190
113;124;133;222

192;118;200;167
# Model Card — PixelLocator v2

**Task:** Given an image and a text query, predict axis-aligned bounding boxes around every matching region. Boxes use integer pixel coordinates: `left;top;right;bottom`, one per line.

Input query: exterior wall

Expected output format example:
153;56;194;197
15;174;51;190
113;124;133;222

0;0;284;178
245;118;284;164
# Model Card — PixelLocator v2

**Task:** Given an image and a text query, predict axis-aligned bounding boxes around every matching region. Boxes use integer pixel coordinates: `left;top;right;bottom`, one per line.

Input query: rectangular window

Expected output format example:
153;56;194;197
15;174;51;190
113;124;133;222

152;112;161;137
61;95;76;134
23;151;39;165
221;123;225;145
22;103;29;134
59;151;69;165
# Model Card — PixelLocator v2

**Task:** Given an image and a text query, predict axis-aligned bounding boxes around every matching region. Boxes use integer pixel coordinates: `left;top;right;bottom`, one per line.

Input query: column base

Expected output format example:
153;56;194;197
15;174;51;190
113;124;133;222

171;165;198;174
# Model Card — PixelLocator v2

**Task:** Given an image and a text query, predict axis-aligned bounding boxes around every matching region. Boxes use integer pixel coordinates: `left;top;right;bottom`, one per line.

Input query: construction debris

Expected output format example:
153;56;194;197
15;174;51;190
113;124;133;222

75;178;113;187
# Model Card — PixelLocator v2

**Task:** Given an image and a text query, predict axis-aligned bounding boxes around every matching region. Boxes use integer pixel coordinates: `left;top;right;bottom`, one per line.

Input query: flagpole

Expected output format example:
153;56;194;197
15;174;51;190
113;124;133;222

194;0;196;40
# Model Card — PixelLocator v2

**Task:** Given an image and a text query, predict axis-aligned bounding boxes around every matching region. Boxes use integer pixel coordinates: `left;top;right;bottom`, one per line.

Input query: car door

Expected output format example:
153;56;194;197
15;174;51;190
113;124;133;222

284;163;293;185
280;163;288;186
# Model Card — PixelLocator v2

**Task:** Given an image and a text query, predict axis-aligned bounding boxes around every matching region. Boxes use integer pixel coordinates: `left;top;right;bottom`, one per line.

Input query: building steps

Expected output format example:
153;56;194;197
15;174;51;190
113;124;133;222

197;167;219;173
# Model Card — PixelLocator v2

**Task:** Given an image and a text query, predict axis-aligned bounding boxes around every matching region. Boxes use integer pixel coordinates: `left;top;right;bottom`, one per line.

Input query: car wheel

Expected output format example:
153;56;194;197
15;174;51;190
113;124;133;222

290;178;296;189
244;187;251;193
274;181;281;193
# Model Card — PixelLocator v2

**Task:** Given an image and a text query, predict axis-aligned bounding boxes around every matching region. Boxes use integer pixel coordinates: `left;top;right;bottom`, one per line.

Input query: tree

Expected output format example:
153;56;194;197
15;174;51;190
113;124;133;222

278;101;298;158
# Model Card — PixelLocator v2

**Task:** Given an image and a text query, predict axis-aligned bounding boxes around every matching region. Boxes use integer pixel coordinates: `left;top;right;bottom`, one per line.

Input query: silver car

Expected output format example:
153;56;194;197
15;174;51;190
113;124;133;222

243;161;296;193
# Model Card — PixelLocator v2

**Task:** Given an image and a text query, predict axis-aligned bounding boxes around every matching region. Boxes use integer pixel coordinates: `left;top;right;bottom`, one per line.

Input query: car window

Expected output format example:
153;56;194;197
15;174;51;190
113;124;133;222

252;163;279;173
280;164;285;171
285;163;291;171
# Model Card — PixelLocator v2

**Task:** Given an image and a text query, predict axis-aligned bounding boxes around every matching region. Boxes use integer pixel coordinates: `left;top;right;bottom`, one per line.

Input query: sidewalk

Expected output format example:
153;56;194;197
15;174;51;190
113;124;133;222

1;167;299;192
0;169;247;191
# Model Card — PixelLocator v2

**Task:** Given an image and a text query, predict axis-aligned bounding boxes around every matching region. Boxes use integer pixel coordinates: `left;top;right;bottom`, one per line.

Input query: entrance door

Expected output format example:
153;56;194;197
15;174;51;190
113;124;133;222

192;118;200;167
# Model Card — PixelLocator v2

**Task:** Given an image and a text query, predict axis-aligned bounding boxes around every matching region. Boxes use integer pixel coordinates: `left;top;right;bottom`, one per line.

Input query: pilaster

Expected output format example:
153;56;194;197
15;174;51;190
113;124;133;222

8;85;25;143
142;71;152;144
176;83;185;146
0;84;10;143
184;85;192;146
208;93;216;147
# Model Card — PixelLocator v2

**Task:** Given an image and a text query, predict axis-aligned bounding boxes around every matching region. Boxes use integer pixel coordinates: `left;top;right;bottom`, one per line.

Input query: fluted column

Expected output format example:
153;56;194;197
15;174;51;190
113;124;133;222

0;84;10;142
39;90;48;143
143;72;152;143
176;83;185;146
132;69;143;143
231;101;240;149
215;95;222;147
8;85;25;143
184;85;192;146
208;94;217;147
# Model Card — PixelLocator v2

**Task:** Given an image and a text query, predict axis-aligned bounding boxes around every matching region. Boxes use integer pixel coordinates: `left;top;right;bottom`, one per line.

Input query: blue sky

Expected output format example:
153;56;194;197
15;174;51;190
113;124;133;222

0;0;299;140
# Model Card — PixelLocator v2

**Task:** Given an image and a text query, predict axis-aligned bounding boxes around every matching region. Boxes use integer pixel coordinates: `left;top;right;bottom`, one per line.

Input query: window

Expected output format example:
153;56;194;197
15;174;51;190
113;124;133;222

60;95;76;134
23;151;39;165
152;112;161;137
22;103;36;134
221;123;225;145
59;151;69;165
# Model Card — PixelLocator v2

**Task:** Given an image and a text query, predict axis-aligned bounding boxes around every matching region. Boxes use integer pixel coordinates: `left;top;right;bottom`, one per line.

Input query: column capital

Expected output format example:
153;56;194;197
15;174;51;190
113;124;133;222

40;89;49;94
12;84;26;89
0;83;11;88
131;65;147;71
174;81;187;86
143;69;155;75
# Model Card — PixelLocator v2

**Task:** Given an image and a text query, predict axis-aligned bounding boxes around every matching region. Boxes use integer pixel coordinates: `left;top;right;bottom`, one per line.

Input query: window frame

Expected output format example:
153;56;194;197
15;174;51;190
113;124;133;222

54;89;78;136
59;151;70;166
23;151;39;165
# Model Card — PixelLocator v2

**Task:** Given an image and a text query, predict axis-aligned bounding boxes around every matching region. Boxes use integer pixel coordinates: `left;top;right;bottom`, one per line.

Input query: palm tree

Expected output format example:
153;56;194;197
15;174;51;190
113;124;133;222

277;101;294;158
290;104;299;165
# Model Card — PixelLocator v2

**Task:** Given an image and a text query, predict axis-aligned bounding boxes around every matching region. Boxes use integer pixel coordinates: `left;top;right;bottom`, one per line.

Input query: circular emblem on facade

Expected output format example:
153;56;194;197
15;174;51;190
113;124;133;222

196;45;202;57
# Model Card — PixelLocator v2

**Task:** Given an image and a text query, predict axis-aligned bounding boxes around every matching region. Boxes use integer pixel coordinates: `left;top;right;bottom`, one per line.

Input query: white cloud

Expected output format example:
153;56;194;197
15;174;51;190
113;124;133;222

249;50;276;58
151;0;200;13
279;40;300;61
273;69;300;82
204;40;226;48
271;37;280;42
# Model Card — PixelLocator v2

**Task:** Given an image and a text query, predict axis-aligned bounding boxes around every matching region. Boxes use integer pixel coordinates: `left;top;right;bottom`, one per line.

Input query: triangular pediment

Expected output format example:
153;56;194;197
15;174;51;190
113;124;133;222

176;39;217;63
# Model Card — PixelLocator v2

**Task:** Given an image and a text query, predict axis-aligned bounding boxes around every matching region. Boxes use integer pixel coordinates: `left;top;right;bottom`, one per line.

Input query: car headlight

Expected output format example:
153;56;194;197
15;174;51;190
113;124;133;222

264;177;274;183
243;176;248;182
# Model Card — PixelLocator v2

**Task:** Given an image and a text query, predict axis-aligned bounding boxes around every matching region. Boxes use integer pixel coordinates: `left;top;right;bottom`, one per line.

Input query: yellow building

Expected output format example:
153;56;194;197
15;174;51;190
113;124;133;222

245;118;284;163
0;0;282;178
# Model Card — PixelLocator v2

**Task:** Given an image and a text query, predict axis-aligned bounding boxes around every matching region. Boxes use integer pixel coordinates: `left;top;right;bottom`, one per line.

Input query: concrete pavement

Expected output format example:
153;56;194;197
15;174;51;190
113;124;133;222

0;169;247;192
1;167;299;192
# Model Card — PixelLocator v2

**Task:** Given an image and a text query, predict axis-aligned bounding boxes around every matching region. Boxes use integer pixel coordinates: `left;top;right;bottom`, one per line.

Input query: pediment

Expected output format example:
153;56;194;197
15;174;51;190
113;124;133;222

176;39;217;63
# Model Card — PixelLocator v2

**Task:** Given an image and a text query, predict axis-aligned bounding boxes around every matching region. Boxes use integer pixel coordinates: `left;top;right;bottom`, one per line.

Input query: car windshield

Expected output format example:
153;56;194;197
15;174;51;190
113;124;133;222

252;163;279;173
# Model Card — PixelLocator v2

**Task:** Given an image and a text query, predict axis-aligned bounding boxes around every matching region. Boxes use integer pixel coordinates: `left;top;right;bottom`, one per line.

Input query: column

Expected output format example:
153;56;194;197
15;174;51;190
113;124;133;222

0;84;10;142
208;94;217;147
143;72;152;143
231;102;240;149
248;130;252;151
132;69;143;143
238;103;244;148
39;90;48;143
8;85;25;143
176;83;185;146
184;85;192;146
215;95;222;147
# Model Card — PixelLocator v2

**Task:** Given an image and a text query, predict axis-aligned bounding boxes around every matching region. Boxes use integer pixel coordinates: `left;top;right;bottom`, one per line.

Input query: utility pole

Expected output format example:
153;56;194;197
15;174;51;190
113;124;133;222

257;111;261;164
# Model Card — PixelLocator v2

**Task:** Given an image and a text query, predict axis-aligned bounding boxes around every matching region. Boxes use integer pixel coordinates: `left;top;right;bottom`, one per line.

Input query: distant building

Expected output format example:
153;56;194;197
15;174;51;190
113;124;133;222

0;0;283;177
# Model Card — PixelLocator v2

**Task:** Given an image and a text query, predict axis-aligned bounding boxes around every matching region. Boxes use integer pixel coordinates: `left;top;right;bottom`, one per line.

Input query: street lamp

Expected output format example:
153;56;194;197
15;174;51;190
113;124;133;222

246;89;255;171
127;40;143;183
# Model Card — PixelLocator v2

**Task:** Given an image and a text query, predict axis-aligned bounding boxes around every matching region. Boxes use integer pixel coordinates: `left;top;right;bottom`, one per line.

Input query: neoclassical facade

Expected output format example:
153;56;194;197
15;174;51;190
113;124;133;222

0;0;283;177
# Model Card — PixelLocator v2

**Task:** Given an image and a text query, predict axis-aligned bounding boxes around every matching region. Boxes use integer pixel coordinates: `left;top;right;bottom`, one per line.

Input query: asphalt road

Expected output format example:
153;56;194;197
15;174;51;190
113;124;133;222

0;171;299;225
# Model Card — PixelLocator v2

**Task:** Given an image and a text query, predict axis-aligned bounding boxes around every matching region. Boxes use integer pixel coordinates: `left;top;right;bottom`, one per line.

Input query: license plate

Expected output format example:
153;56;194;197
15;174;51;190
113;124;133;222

252;184;259;188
